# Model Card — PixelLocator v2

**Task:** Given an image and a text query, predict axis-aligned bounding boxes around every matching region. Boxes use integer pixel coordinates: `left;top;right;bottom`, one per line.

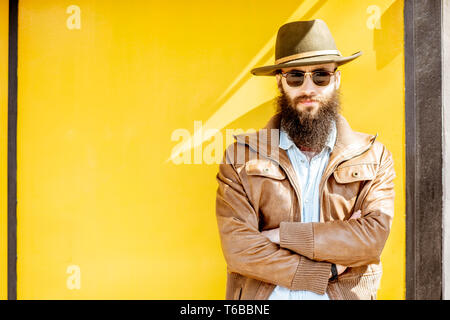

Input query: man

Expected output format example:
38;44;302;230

215;19;395;300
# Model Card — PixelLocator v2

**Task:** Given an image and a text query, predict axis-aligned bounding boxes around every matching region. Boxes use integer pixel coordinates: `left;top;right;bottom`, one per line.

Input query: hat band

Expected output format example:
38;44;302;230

275;49;341;65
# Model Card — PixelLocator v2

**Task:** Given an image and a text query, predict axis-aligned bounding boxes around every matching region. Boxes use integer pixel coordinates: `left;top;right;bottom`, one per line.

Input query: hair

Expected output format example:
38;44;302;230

276;85;341;152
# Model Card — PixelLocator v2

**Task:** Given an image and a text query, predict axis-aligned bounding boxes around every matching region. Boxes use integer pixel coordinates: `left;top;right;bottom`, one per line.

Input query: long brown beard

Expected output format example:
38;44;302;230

276;87;341;152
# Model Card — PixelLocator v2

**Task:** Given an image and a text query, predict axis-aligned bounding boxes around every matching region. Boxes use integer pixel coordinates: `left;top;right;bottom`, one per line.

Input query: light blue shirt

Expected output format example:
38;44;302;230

268;121;337;300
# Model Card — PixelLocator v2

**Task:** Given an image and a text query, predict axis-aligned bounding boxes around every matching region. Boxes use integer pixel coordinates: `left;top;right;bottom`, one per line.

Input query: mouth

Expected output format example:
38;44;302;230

298;99;318;106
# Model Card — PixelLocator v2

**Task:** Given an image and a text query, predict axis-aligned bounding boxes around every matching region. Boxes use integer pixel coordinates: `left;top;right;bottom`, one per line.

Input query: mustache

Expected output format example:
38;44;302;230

292;95;321;104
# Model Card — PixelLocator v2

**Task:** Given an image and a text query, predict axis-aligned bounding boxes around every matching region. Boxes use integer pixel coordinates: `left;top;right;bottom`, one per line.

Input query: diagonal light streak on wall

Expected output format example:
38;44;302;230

167;0;323;163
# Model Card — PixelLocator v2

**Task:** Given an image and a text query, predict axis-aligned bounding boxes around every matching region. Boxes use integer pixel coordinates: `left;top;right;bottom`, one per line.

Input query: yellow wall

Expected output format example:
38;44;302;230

16;0;404;299
1;0;9;301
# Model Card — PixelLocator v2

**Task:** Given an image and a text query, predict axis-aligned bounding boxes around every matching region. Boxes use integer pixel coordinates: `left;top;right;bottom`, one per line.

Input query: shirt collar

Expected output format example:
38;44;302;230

279;120;337;152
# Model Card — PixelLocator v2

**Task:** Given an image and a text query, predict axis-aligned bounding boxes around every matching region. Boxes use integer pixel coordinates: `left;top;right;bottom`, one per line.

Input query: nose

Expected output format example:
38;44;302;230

298;74;317;96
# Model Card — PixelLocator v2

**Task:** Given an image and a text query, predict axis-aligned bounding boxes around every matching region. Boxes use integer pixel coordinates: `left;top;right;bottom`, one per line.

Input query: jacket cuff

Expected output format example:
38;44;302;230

279;222;314;259
290;256;332;295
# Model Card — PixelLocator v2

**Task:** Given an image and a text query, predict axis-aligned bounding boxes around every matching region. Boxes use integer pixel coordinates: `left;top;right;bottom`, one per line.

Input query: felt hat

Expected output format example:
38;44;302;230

251;19;362;76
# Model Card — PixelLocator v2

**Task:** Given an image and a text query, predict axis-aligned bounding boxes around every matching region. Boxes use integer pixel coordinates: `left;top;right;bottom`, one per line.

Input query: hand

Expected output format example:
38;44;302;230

349;209;362;220
261;227;280;244
330;264;349;279
329;209;361;279
335;264;347;276
330;263;348;279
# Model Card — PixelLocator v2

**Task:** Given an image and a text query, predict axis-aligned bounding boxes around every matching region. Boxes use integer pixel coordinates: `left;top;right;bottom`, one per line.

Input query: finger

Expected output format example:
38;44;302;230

352;211;361;219
337;265;347;275
350;210;361;220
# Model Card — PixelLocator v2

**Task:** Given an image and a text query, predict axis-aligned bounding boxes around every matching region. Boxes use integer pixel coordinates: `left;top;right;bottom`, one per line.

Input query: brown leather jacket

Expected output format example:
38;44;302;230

215;112;395;300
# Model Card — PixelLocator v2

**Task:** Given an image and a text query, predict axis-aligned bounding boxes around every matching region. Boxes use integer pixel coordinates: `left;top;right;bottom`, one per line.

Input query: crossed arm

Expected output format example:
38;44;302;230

261;209;362;277
215;147;395;295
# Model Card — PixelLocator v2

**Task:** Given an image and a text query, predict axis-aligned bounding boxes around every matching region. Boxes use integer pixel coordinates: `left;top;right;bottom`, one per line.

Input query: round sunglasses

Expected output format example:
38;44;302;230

279;68;337;87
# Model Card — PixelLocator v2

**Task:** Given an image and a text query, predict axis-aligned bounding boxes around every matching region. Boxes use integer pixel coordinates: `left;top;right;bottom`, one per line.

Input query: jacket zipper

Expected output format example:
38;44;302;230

277;161;303;222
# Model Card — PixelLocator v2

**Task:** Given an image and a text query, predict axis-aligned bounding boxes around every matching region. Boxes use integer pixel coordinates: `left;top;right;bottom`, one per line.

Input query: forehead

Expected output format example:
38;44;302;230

280;62;337;73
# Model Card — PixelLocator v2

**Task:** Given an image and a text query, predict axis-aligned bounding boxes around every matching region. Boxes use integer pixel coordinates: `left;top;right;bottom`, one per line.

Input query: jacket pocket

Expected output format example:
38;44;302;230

332;163;378;216
333;163;377;184
245;159;286;180
240;277;263;300
226;272;245;300
234;287;242;300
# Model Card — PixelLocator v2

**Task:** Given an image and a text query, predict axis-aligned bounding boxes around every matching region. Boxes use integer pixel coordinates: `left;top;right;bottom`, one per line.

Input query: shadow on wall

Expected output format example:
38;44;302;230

226;98;278;135
214;0;327;115
374;0;403;70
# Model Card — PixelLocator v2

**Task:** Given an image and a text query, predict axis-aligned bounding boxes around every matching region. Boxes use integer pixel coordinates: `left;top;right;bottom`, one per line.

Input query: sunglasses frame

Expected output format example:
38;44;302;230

279;68;338;87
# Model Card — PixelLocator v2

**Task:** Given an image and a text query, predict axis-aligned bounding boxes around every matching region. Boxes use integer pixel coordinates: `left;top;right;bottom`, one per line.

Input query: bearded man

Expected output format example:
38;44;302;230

215;19;396;300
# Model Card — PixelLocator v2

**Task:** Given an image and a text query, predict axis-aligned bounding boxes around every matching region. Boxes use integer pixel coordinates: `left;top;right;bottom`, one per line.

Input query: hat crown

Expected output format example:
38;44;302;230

275;19;338;61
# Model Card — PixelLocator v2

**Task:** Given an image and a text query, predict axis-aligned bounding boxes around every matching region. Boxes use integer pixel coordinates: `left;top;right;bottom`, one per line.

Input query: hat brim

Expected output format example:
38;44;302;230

250;51;363;76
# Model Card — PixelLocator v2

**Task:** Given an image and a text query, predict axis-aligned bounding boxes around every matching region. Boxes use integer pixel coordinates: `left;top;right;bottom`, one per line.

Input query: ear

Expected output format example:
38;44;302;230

335;69;341;90
276;74;283;92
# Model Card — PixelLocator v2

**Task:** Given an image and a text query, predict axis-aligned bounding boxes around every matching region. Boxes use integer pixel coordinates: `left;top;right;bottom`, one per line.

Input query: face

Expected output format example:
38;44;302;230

275;62;341;152
276;62;340;117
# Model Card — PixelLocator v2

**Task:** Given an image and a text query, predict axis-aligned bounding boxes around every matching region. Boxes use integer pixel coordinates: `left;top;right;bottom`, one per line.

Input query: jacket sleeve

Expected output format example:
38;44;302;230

279;146;396;267
216;146;332;295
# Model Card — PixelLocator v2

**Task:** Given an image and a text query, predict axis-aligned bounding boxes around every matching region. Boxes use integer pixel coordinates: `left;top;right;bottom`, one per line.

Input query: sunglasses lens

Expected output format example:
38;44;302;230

284;71;333;87
312;71;332;86
285;72;304;87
